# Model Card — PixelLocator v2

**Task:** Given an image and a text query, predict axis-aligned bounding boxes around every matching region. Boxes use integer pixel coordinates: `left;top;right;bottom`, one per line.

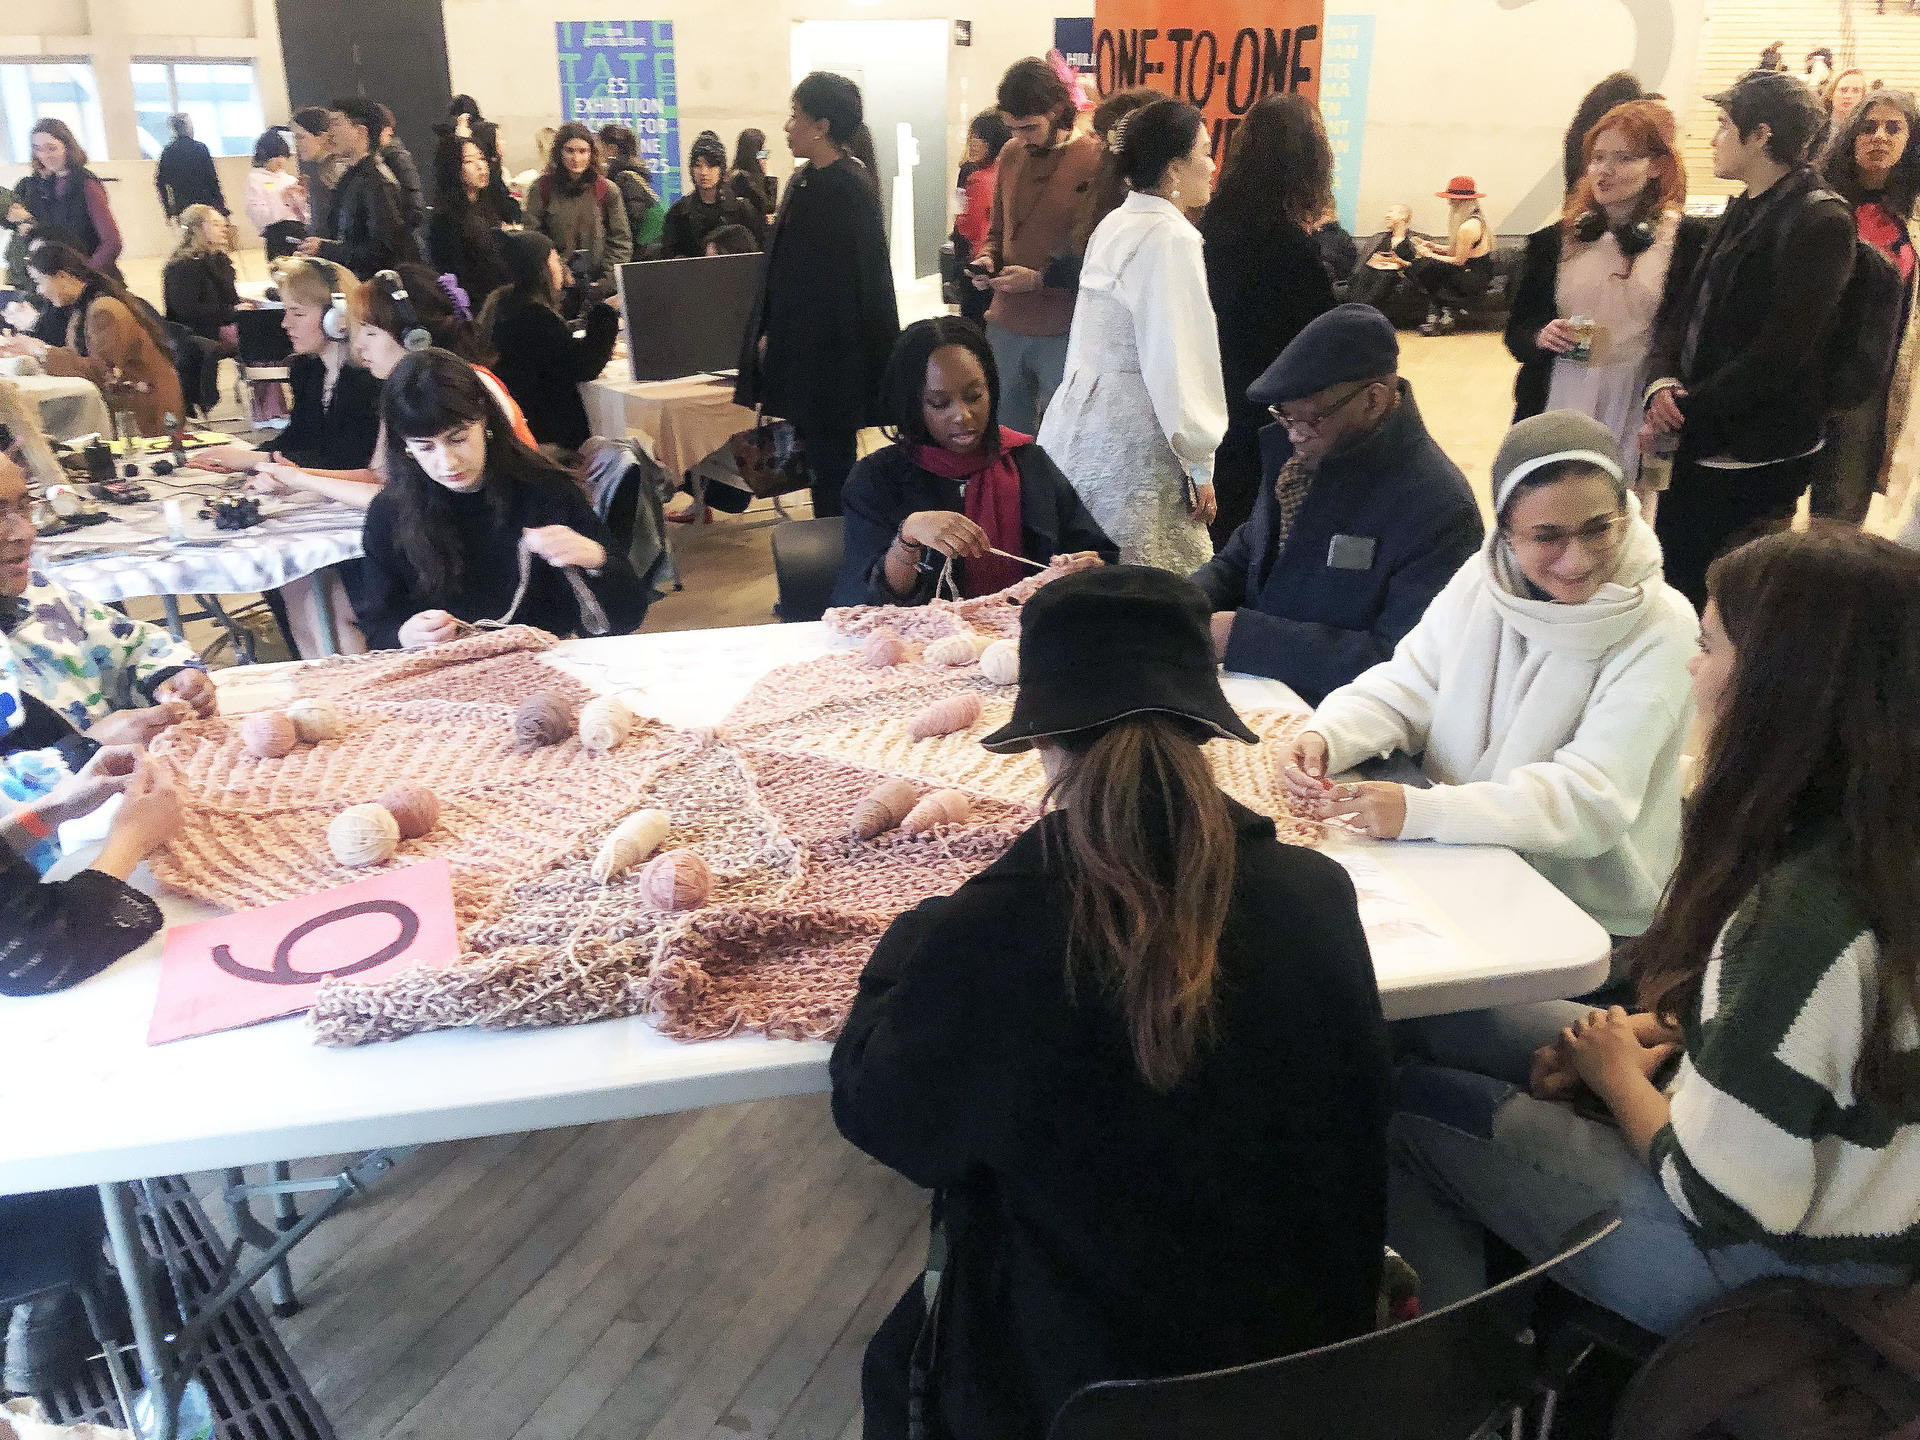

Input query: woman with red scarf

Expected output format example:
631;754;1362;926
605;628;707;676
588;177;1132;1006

833;317;1116;606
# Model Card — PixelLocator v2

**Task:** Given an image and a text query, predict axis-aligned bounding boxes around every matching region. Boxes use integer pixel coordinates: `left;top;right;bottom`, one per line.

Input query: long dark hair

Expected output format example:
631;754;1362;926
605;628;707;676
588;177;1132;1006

1077;87;1163;250
1632;527;1920;1113
877;316;999;449
26;242;172;357
379;349;574;598
29;118;87;173
1823;88;1920;219
731;128;767;181
251;127;291;167
1048;713;1237;1092
1563;71;1644;192
1206;92;1333;239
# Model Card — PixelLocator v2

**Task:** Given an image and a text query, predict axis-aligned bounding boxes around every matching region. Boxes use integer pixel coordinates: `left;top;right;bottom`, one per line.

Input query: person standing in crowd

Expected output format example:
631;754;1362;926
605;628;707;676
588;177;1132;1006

837;564;1392;1440
596;125;665;256
427;131;512;308
154;114;227;220
9;120;123;281
354;349;650;649
290;106;342;238
246;128;309;259
1821;66;1869;150
1507;100;1707;497
162;204;249;347
970;58;1104;434
1200;93;1338;542
1813;89;1920;522
0;244;182;436
1562;72;1645;192
1804;46;1836;91
1039;99;1225;572
1643;69;1855;607
1195;304;1482;705
1407;176;1493;335
298;98;411;279
833;316;1114;606
1284;412;1698;944
1389;527;1920;1337
661;130;766;258
524;123;633;292
736;72;899;518
373;103;425;236
951;110;1011;329
728;129;778;220
480;231;620;451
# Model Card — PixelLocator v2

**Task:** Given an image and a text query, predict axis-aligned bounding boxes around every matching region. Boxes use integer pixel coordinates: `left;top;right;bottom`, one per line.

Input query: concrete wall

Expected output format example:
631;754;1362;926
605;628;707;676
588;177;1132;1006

1;0;291;260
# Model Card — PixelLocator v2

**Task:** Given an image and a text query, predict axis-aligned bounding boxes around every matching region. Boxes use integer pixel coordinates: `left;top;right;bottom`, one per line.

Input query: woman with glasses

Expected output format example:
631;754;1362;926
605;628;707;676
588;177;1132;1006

1506;101;1708;509
1281;411;1698;945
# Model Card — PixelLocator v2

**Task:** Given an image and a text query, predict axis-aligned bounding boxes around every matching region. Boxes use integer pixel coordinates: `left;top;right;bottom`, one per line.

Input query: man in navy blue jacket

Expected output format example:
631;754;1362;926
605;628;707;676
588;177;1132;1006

1193;304;1483;704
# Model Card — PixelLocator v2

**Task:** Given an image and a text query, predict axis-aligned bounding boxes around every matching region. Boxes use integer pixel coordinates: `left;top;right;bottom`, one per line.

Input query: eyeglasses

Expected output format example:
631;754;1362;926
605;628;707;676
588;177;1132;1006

1506;510;1629;557
1270;383;1374;437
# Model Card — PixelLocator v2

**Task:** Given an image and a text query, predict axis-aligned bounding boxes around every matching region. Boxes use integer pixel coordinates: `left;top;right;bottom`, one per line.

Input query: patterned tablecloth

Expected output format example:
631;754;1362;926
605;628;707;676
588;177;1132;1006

7;372;114;443
31;463;365;604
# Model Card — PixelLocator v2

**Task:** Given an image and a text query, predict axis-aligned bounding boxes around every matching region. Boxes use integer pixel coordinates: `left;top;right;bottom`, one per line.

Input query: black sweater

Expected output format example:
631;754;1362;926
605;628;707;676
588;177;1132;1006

833;801;1392;1440
831;441;1116;607
488;297;620;450
162;251;242;341
265;354;383;471
660;190;767;258
354;471;650;648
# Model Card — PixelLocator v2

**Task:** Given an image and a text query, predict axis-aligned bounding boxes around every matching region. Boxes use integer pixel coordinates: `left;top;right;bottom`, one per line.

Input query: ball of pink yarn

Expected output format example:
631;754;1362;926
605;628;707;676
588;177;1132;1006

379;782;440;840
641;848;712;911
861;629;906;669
241;710;298;759
907;692;983;740
902;788;972;836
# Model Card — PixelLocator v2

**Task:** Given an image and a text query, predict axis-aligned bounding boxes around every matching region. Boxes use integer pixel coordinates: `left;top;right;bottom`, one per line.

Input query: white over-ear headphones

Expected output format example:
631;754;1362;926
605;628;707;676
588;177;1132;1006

320;261;350;342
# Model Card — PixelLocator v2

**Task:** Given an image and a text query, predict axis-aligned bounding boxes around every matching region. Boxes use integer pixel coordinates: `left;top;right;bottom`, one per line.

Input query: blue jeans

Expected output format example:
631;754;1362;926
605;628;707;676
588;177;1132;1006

1389;1002;1908;1335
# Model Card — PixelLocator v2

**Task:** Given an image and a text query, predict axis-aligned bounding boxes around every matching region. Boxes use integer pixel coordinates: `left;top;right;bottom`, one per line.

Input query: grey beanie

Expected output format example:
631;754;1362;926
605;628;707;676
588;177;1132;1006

1491;410;1625;516
689;130;727;169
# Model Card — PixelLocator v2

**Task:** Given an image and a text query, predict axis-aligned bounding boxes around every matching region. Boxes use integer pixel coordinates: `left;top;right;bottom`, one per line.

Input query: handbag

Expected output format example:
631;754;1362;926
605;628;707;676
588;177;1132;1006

728;407;811;498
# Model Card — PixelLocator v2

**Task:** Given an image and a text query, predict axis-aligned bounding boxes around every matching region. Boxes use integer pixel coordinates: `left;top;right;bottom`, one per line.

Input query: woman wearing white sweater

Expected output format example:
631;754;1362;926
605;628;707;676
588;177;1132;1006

1282;410;1698;939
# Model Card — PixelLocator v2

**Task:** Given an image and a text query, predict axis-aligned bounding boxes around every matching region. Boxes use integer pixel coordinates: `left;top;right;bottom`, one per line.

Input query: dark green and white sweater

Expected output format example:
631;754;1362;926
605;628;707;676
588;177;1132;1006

1649;830;1920;1265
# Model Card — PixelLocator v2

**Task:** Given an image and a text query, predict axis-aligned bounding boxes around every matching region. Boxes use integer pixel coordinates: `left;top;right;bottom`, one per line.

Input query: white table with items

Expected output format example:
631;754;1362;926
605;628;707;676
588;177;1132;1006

5;369;115;443
0;622;1612;1437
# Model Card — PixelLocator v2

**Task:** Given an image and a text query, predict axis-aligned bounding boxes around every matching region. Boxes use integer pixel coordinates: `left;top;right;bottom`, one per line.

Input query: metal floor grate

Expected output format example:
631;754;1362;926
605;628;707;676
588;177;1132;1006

35;1176;334;1440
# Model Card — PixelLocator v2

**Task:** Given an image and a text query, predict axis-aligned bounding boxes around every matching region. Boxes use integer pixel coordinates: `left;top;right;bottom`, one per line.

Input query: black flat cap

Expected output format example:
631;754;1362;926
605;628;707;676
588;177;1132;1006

1247;302;1400;407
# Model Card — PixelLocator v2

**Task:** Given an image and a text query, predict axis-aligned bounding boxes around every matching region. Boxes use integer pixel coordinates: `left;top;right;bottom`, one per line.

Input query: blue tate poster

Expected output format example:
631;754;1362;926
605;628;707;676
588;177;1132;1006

556;20;682;204
1321;14;1374;234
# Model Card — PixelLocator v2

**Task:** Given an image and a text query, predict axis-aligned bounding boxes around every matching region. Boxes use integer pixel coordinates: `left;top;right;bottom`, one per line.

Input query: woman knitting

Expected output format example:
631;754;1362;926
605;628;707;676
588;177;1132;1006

834;564;1392;1440
1283;410;1699;943
832;317;1115;606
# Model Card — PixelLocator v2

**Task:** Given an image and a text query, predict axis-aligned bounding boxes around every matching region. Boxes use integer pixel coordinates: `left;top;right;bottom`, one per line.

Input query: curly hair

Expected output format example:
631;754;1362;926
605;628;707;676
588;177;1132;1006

1206;92;1333;239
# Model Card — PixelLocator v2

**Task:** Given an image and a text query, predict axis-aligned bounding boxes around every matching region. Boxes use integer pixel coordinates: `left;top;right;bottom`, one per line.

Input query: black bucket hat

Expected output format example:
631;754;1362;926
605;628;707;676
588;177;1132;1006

979;565;1258;754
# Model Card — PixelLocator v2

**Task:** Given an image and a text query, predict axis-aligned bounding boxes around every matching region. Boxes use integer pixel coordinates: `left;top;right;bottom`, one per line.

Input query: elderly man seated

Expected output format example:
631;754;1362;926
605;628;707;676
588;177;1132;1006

1193;303;1483;704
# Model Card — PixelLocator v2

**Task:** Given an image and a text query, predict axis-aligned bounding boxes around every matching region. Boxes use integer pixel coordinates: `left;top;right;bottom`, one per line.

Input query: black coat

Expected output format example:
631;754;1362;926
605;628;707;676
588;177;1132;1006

659;190;766;258
1191;382;1482;705
1645;167;1856;463
1200;216;1337;539
1503;215;1712;421
268;354;383;471
831;441;1117;606
162;251;241;341
317;153;412;280
381;141;426;231
488;296;620;451
155;135;226;217
355;471;650;648
833;801;1392;1440
735;158;899;433
426;203;511;307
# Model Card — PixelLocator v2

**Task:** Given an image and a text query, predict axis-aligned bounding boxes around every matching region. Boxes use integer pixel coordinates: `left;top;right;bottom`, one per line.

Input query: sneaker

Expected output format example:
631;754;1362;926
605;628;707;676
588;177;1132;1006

1437;307;1459;334
1419;310;1443;337
3;1293;95;1395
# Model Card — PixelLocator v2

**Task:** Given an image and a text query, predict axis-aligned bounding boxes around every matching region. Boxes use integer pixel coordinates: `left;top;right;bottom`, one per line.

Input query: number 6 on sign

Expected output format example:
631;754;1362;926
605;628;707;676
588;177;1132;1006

149;860;460;1044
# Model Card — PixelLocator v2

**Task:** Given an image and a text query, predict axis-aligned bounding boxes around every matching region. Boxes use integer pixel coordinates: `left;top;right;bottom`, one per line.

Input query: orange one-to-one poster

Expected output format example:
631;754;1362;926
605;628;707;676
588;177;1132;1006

1090;0;1324;158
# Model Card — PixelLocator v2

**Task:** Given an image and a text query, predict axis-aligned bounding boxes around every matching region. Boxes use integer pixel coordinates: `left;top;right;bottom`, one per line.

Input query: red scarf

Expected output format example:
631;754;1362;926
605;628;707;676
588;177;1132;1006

909;427;1031;597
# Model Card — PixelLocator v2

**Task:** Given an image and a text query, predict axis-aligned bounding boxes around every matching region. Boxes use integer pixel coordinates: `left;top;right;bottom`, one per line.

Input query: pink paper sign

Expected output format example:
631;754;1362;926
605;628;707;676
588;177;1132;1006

149;859;459;1045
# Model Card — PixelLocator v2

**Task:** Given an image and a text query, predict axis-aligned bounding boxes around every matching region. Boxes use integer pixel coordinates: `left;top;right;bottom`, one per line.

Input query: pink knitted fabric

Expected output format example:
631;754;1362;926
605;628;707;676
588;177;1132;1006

146;617;1324;1048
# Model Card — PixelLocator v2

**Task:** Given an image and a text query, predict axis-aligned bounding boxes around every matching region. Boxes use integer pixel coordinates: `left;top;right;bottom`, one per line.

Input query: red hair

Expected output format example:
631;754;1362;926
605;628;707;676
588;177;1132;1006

1562;99;1687;238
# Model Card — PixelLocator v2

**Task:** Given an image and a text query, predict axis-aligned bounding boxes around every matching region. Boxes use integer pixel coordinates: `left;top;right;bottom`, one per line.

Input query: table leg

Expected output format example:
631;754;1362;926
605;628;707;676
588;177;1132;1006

98;1181;179;1440
266;1160;302;1316
159;595;185;644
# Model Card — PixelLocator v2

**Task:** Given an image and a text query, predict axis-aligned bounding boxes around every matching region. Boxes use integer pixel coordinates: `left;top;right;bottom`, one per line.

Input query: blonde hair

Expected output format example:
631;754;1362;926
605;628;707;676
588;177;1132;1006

271;255;350;311
170;204;227;263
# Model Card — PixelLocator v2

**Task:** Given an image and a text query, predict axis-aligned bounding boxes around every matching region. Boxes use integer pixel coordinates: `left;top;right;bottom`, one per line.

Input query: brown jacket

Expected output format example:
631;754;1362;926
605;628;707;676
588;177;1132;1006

984;133;1102;337
44;296;184;437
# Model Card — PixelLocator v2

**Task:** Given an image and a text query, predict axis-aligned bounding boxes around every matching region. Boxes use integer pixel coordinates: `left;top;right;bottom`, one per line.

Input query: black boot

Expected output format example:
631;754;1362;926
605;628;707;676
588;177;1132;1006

4;1291;96;1395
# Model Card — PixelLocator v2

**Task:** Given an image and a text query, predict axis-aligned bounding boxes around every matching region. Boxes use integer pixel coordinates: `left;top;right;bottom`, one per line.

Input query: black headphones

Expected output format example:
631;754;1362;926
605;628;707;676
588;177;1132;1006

1573;209;1658;257
373;270;432;351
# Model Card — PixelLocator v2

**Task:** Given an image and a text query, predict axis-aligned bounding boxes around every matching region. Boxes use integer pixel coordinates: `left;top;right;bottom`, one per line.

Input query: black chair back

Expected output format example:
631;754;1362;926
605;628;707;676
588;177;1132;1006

1047;1214;1623;1440
771;515;845;623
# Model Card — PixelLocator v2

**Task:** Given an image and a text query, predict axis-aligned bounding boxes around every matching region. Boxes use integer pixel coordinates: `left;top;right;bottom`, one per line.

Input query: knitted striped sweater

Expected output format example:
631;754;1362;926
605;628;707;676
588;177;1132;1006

1650;830;1920;1265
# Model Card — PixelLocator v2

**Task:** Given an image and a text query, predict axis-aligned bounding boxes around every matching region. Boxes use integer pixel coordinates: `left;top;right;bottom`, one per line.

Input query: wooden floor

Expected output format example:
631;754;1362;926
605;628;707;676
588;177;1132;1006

191;1097;928;1440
